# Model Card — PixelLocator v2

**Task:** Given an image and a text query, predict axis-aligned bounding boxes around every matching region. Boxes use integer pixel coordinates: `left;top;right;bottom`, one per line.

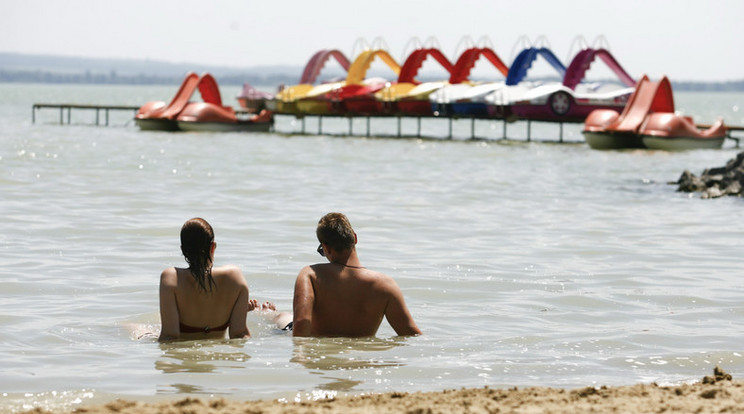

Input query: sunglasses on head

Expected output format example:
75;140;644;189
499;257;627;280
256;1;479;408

317;243;325;257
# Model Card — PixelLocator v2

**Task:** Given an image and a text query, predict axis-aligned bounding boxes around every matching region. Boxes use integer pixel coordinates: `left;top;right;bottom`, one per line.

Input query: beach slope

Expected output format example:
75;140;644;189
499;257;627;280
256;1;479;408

26;367;743;414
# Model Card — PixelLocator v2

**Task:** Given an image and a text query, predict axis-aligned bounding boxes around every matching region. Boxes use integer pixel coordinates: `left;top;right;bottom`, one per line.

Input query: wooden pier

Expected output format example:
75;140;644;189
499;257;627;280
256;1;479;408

32;103;140;126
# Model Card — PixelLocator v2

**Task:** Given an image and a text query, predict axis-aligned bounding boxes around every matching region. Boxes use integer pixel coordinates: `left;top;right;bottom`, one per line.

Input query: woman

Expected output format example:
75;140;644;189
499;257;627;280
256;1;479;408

159;217;256;341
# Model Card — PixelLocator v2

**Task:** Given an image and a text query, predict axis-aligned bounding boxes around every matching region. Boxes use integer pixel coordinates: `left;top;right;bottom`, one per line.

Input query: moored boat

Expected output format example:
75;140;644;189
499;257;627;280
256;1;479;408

135;72;201;131
583;75;727;150
177;104;273;132
236;83;273;113
503;47;635;122
641;113;725;150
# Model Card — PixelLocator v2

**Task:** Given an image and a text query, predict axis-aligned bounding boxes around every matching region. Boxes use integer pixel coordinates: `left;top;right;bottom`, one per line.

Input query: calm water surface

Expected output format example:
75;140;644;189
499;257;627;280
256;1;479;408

1;83;743;412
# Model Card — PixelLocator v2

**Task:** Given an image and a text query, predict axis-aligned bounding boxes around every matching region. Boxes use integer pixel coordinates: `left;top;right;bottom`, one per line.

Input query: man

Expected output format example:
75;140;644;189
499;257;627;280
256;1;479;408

291;212;421;337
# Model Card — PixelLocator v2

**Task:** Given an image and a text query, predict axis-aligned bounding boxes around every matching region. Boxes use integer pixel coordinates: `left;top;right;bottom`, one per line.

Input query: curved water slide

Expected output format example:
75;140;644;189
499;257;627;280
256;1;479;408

448;47;509;84
607;75;674;133
137;72;224;121
562;48;635;90
505;47;566;86
137;72;199;120
374;48;455;104
397;48;454;84
344;49;401;85
299;49;351;85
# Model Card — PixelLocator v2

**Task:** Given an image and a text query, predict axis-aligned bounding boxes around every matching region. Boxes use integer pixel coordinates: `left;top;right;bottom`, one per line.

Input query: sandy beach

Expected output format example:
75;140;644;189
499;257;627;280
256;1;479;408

24;367;744;414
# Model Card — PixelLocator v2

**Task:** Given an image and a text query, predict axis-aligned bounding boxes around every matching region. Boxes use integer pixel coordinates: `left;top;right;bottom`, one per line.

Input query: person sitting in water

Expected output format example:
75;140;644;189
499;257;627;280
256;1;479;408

290;212;421;337
159;217;270;341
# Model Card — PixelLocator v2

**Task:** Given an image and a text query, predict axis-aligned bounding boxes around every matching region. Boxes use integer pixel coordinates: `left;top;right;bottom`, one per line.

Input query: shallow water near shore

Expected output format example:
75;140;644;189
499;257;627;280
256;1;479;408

1;83;744;412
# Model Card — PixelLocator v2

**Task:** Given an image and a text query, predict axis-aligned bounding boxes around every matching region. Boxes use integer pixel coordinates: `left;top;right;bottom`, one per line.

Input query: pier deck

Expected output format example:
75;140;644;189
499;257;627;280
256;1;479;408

29;103;742;147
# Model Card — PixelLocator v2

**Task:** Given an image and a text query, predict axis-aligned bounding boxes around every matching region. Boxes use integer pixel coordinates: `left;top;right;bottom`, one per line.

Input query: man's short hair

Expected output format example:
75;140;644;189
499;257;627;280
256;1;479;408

316;212;356;252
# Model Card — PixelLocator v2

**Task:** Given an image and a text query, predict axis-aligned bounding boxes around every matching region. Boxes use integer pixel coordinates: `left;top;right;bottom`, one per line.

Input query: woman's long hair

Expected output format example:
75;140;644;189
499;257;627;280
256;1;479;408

180;218;216;293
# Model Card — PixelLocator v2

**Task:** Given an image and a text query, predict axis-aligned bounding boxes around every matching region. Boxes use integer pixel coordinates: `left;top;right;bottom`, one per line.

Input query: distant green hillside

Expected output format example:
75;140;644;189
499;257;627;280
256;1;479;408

1;52;743;91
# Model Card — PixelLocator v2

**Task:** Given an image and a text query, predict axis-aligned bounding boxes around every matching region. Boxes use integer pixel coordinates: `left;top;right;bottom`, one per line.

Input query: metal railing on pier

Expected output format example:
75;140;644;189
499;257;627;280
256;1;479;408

32;103;140;126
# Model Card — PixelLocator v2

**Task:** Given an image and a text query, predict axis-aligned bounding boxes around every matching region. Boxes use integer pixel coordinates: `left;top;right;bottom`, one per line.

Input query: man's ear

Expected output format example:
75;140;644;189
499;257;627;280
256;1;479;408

354;232;358;244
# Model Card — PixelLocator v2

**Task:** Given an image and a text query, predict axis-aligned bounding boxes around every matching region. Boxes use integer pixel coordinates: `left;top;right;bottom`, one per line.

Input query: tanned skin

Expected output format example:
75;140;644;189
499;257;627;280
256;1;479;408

292;234;421;338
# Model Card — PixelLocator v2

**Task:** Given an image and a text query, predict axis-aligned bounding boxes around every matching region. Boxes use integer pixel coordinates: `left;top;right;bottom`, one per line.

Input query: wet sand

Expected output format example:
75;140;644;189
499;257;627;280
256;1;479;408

24;367;744;414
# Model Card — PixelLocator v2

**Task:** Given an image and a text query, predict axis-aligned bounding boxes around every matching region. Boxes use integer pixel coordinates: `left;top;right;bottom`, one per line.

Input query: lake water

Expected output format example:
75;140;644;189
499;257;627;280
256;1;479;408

1;83;743;412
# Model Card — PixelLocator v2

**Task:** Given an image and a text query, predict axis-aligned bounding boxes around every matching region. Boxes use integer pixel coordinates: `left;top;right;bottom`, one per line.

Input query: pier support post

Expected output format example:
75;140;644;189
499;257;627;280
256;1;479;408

470;117;475;139
527;121;531;142
502;119;507;140
366;117;370;137
32;106;36;124
417;117;421;138
349;117;353;136
559;122;563;143
318;116;323;135
448;118;453;139
397;117;401;137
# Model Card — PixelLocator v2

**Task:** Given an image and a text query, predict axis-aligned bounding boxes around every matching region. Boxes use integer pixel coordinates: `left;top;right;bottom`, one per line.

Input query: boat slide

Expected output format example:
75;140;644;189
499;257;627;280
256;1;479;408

135;72;224;130
583;75;726;150
375;48;454;103
562;48;635;90
505;47;566;86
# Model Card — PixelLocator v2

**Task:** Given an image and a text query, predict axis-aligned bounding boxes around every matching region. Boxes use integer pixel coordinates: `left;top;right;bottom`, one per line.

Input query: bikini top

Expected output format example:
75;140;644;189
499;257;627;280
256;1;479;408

179;320;230;334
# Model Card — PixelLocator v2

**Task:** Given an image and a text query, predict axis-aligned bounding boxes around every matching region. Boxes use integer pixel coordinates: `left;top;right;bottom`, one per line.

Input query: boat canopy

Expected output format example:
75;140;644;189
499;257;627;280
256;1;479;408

299;49;351;85
397;48;454;84
345;49;401;85
562;48;635;90
449;47;509;84
505;47;566;86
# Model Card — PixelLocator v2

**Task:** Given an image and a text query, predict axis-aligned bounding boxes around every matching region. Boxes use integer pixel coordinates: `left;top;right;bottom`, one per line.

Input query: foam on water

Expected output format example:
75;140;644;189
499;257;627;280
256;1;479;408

1;84;743;412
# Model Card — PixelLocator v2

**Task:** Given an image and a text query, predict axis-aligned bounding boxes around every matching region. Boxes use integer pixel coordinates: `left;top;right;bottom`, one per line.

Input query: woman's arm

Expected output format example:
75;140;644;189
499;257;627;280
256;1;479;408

158;268;180;341
292;267;315;337
228;278;251;339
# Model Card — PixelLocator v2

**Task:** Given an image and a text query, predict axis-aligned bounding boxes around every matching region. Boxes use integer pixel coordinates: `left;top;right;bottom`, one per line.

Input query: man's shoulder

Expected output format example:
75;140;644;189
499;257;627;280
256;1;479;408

365;270;397;288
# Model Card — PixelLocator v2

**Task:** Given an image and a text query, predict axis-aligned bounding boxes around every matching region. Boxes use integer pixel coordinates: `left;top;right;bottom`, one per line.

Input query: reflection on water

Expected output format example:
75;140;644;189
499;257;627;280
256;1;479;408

155;341;251;374
291;337;408;371
157;383;231;395
316;376;364;392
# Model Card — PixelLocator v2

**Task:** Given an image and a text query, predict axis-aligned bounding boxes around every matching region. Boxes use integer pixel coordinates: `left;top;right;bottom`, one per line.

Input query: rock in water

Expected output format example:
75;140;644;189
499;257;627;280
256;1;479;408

676;151;744;198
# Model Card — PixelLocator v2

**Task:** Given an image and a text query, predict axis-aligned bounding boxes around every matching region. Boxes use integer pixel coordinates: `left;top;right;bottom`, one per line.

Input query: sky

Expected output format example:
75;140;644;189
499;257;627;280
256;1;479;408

2;0;743;82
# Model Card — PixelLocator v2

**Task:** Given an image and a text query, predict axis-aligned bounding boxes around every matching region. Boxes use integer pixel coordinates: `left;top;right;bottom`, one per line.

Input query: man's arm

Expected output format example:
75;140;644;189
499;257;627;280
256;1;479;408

384;279;422;336
158;268;180;341
292;267;315;337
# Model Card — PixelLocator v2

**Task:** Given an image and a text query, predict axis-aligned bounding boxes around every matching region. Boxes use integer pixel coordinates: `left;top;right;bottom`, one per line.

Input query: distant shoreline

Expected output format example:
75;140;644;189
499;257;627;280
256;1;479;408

2;52;744;91
3;69;744;92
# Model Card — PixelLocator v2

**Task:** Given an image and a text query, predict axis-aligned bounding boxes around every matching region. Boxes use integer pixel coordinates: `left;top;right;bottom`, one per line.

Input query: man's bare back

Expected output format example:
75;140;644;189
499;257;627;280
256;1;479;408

292;213;421;337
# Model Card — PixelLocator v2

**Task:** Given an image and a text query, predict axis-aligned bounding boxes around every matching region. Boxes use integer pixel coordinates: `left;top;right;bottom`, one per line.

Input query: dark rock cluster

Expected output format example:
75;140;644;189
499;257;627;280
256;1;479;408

676;151;744;198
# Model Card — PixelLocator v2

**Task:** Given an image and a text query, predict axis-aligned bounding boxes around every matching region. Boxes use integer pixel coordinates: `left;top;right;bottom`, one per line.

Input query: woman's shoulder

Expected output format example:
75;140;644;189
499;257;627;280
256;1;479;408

212;265;247;285
159;266;179;285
